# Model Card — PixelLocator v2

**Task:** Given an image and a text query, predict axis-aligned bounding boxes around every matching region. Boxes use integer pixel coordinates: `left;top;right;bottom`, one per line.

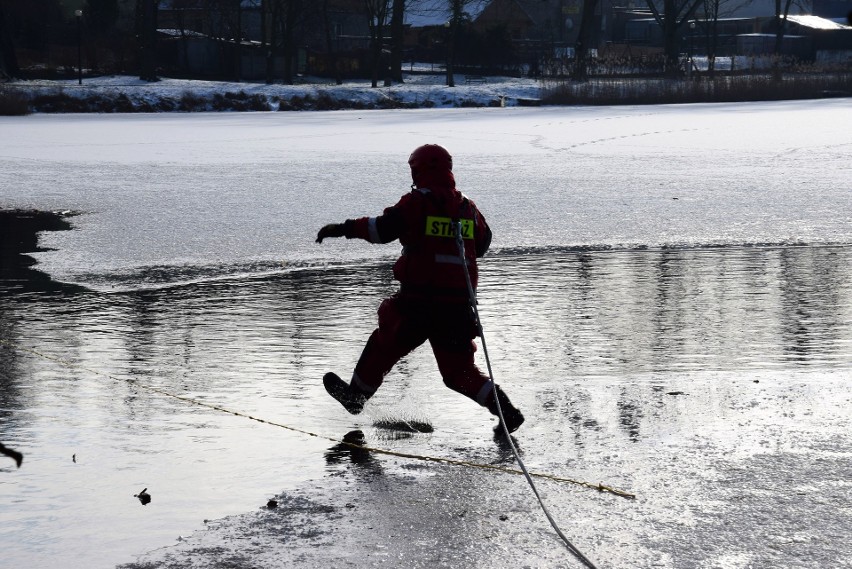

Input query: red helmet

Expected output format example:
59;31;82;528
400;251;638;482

408;144;453;173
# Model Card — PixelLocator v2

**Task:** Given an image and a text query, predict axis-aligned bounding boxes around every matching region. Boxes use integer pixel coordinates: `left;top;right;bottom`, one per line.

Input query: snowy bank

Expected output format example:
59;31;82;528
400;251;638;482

4;66;850;114
3;73;544;113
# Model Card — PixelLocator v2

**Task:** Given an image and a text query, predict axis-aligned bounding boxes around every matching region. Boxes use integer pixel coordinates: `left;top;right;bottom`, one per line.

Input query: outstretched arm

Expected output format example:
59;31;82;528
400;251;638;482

316;208;404;245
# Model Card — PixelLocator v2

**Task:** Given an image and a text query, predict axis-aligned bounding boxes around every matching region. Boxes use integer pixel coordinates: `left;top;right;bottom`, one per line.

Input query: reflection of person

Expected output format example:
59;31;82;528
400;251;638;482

325;430;377;467
316;144;524;433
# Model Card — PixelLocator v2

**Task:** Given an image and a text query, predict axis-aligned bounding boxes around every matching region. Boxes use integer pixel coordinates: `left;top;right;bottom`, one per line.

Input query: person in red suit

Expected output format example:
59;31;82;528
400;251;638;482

316;144;524;433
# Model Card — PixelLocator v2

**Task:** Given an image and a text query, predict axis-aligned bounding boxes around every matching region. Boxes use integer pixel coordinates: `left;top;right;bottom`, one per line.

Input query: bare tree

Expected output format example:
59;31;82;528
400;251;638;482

234;0;242;80
700;0;750;75
572;0;599;81
644;0;704;74
262;0;305;84
282;0;305;84
770;0;808;80
83;0;120;72
773;0;800;55
389;0;405;82
136;0;159;81
169;0;192;73
445;0;468;87
205;0;245;80
263;0;279;83
318;0;342;84
444;0;488;86
703;0;721;74
364;0;391;87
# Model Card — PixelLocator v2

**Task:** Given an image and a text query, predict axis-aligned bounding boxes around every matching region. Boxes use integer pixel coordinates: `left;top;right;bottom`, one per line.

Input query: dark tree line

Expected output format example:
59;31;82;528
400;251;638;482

0;0;128;79
570;0;701;79
1;0;509;84
2;0;805;84
570;0;804;79
1;0;67;78
0;1;415;83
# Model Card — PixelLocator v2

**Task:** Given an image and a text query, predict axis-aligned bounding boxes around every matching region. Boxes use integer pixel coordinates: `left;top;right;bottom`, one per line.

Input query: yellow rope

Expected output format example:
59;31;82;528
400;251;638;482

3;340;635;500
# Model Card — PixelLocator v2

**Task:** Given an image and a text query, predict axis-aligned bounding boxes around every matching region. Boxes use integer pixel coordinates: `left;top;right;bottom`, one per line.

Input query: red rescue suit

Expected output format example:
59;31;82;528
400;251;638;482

340;169;495;405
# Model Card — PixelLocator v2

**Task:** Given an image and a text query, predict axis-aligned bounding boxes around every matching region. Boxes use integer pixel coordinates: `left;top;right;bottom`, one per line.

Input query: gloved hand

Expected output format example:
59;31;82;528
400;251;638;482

316;223;345;243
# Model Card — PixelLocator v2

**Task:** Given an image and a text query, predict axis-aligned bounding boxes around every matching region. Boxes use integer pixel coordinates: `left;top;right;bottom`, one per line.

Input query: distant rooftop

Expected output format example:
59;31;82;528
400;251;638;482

786;14;852;30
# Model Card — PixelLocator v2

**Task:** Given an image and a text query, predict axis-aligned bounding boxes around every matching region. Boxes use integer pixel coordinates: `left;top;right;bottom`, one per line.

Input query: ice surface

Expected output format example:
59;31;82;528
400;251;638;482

1;97;850;291
0;95;850;569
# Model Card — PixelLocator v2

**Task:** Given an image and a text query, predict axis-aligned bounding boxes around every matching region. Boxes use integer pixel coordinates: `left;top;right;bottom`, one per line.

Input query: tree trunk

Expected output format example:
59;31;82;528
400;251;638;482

446;0;465;87
364;0;389;88
645;0;702;76
662;11;681;74
283;27;294;84
773;0;793;81
234;0;242;81
389;0;404;83
137;0;158;81
774;0;791;54
572;0;599;81
703;0;718;76
321;0;342;84
265;0;278;84
370;33;381;87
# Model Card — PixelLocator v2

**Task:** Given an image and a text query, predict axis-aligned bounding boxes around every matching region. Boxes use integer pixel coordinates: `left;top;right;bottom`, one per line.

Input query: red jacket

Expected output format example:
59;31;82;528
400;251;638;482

343;174;491;299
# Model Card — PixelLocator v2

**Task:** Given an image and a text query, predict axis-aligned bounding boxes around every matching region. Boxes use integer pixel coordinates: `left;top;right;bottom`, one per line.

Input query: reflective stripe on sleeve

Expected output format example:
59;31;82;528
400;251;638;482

367;217;381;243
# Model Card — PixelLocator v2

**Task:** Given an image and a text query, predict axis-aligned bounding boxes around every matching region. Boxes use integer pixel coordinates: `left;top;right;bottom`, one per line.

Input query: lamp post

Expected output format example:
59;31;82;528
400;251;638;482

74;9;83;85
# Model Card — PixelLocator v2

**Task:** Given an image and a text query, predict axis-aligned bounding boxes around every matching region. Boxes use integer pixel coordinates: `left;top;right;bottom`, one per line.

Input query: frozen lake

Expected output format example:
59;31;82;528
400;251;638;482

2;100;851;286
1;101;851;568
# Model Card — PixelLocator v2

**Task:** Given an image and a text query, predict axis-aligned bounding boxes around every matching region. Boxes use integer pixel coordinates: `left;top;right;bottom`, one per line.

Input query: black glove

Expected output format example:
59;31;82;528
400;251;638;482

316;223;345;243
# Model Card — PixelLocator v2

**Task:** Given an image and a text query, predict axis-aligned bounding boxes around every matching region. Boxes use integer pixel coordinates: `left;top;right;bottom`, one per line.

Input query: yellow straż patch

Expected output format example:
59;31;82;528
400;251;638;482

425;216;473;239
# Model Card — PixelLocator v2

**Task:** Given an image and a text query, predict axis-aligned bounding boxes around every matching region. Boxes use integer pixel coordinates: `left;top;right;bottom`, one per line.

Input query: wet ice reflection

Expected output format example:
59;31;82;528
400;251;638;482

1;244;850;568
481;245;852;379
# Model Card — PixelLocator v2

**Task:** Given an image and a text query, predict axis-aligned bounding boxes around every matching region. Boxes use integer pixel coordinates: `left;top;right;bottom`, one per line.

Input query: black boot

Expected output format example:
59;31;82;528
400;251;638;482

486;385;525;434
324;372;368;415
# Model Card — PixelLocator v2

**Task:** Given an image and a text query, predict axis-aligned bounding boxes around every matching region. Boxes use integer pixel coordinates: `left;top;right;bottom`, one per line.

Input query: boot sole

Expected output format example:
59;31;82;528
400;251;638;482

323;372;365;415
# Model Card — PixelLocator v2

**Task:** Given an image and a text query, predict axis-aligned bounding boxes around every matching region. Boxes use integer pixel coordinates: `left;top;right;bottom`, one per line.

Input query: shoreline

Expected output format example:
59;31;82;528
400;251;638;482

0;74;540;114
3;69;850;115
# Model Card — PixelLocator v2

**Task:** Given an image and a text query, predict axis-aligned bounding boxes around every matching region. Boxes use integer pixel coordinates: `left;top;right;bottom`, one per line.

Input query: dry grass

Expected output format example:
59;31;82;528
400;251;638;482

0;87;31;115
542;72;852;106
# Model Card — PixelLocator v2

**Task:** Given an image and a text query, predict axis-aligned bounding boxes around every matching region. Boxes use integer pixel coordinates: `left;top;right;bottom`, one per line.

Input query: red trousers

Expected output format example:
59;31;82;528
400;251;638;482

351;294;494;406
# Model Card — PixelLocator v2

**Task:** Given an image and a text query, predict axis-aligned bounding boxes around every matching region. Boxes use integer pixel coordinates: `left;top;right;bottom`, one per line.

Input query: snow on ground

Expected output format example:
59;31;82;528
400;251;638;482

7;55;846;114
6;71;545;110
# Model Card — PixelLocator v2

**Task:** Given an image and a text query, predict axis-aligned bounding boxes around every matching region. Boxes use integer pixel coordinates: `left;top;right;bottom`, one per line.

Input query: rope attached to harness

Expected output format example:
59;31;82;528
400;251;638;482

454;222;601;569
